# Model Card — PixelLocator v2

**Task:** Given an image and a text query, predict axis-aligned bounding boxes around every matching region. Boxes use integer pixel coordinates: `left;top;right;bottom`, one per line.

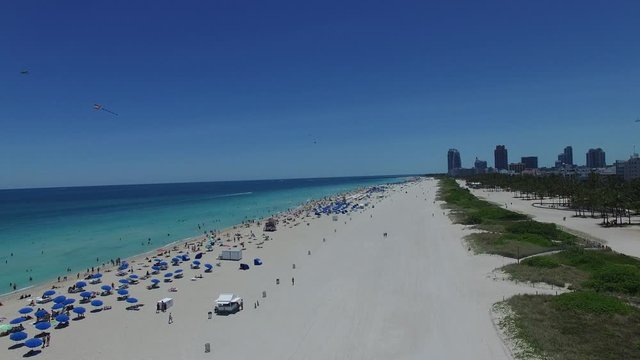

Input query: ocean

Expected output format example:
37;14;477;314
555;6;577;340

0;176;406;295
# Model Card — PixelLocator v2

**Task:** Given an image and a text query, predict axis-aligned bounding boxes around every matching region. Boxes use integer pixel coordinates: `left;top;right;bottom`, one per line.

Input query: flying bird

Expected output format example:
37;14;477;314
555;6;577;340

20;70;29;75
93;103;119;116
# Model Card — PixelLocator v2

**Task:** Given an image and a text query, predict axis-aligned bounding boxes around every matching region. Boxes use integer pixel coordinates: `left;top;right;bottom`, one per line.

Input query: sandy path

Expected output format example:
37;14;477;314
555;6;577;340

468;187;640;258
1;179;550;359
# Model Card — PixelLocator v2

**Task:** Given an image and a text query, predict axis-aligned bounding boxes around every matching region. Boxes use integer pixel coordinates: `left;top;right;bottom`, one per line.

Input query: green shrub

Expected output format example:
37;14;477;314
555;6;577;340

553;291;632;315
585;264;640;295
523;256;560;269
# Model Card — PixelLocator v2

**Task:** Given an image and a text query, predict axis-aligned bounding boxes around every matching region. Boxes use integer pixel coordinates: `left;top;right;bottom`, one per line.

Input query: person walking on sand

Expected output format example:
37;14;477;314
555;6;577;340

292;277;295;286
168;312;173;324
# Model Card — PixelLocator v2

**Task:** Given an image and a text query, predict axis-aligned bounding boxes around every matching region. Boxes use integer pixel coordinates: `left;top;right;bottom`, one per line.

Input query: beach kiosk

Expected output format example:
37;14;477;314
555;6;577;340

263;218;277;232
220;248;242;261
157;298;173;312
214;293;242;315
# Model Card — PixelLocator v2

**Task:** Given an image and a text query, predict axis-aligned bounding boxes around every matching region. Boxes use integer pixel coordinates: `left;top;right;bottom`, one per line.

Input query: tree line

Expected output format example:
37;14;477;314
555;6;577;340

464;173;640;226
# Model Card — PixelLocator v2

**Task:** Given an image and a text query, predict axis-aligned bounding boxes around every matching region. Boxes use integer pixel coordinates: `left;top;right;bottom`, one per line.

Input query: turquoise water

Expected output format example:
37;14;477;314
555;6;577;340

0;176;406;295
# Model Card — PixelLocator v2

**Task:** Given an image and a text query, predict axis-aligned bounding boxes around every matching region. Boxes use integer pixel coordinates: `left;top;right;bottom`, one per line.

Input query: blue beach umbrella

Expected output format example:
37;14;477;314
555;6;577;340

34;322;51;331
76;281;87;288
126;297;138;304
34;309;48;318
192;260;201;266
119;279;129;284
80;291;93;298
164;272;173;278
90;300;103;307
151;265;160;271
24;338;43;349
43;290;55;297
55;314;70;323
10;331;28;342
101;285;112;292
129;274;139;279
204;264;213;269
72;307;86;315
150;279;160;284
117;289;128;296
174;269;183;273
64;298;76;305
53;295;66;304
92;273;102;279
18;307;33;314
52;303;64;310
159;261;168;266
10;317;26;325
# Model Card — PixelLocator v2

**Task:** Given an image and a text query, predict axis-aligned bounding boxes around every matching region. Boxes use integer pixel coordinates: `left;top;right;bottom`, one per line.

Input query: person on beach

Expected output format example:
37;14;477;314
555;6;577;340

292;277;295;286
168;312;173;324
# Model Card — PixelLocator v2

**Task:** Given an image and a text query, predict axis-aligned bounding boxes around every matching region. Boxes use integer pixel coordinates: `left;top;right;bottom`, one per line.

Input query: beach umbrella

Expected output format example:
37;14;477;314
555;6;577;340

63;298;76;305
174;269;183;273
52;303;64;310
129;274;139;279
150;279;160;284
164;272;173;278
55;314;70;323
53;295;67;304
151;265;160;271
24;338;43;349
117;289;129;296
192;260;201;266
159;261;168;266
126;297;138;304
18;307;33;314
43;290;55;297
10;317;26;325
34;322;51;331
34;309;48;318
0;324;12;332
172;257;180;262
80;291;93;298
92;273;103;279
90;300;103;307
119;279;129;284
101;285;112;292
204;264;213;269
72;307;86;315
9;331;28;342
76;281;87;288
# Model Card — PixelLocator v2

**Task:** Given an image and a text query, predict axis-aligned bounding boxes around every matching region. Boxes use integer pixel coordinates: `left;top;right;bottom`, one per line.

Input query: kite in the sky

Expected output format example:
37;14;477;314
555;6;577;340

93;103;119;116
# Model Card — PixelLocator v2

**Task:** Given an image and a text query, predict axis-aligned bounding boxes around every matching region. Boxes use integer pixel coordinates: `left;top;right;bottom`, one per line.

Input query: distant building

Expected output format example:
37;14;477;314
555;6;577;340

509;162;525;173
586;148;606;168
563;146;573;166
474;157;488;174
494;145;508;170
615;160;626;178
624;155;640;181
521;156;538;169
447;149;462;174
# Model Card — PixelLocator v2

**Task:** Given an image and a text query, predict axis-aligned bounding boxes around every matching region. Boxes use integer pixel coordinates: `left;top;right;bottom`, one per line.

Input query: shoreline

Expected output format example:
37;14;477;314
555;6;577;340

0;180;406;301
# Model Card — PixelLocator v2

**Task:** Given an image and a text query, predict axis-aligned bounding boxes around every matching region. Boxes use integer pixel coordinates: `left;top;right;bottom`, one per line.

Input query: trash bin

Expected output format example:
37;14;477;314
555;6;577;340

208;311;212;319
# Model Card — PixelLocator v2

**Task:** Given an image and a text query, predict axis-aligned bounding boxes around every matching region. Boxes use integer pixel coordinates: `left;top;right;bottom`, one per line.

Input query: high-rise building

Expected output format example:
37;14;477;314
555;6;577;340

494;145;508;170
623;154;640;181
521;156;538;169
474;157;487;174
447;149;461;174
508;163;525;173
563;146;573;166
586;148;606;168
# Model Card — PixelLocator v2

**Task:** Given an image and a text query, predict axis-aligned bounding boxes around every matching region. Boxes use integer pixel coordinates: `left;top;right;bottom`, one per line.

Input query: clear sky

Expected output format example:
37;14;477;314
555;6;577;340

2;0;639;188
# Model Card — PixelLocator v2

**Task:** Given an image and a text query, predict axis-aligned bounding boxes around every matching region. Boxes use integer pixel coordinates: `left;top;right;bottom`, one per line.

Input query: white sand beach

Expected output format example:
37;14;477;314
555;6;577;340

468;186;640;258
1;179;552;359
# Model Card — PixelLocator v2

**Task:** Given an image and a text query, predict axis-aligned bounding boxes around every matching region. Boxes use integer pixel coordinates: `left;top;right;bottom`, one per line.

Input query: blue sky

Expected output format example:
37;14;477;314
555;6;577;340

2;0;639;188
